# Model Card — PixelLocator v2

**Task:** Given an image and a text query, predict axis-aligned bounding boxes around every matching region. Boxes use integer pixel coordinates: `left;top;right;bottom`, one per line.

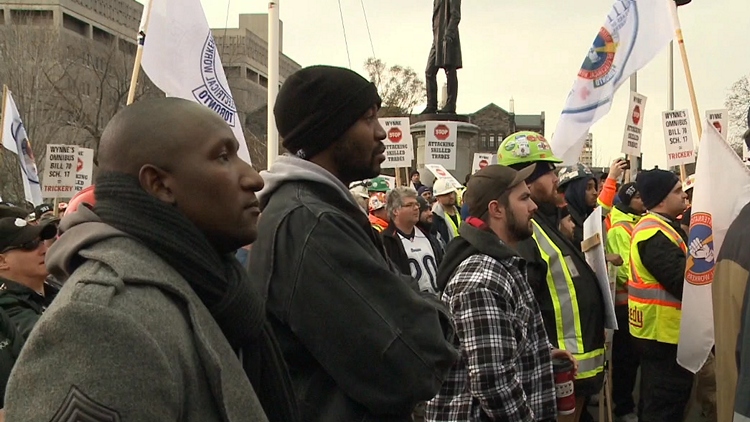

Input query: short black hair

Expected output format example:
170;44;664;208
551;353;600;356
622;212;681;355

410;169;420;177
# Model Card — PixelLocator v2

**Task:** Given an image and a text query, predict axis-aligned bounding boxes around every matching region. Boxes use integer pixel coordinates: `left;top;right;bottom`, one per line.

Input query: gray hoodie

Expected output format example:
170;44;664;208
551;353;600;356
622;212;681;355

5;207;269;422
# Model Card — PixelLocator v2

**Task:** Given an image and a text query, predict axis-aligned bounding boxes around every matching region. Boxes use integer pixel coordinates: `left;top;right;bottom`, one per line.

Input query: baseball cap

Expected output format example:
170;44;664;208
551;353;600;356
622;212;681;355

0;217;57;252
0;205;30;220
464;164;536;218
33;204;54;220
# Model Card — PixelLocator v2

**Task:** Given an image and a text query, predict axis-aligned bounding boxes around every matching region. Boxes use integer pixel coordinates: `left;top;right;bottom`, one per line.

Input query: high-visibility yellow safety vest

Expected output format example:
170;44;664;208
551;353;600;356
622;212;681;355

532;220;605;380
628;213;687;344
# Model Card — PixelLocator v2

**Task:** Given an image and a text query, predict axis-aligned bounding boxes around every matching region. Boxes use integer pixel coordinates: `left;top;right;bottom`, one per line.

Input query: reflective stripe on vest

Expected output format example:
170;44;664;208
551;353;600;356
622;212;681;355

611;221;633;236
610;220;634;305
445;210;460;237
628;214;686;344
532;220;604;380
577;348;606;380
604;213;612;231
532;220;583;354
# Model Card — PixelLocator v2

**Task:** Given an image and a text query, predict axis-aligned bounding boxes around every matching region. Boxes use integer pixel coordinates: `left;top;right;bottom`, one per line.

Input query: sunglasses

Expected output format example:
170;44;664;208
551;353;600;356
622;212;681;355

1;238;43;253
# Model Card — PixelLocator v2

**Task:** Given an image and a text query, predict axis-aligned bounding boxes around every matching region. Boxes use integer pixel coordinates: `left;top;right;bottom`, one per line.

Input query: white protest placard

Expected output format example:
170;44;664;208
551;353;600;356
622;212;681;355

621;92;647;156
74;147;94;193
472;153;494;174
424;121;457;170
378;118;413;169
662;110;696;167
42;144;77;198
425;164;463;190
583;207;618;330
705;109;729;141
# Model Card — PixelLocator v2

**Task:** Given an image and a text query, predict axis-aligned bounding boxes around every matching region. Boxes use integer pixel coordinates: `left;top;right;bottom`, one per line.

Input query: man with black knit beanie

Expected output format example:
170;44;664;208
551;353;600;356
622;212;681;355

629;168;691;422
250;64;458;422
4;98;296;422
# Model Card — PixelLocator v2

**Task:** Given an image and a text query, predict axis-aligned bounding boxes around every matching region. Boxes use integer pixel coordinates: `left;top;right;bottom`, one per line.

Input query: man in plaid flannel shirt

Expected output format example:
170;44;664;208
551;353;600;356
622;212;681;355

427;165;577;422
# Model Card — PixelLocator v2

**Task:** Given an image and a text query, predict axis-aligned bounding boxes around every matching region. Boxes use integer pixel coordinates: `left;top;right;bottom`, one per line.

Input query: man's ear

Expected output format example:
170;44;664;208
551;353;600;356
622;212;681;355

487;200;504;221
139;165;175;205
0;254;11;272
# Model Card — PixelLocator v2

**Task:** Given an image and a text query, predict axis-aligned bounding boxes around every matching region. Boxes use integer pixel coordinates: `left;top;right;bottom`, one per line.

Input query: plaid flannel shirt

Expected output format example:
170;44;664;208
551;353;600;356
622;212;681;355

426;253;557;422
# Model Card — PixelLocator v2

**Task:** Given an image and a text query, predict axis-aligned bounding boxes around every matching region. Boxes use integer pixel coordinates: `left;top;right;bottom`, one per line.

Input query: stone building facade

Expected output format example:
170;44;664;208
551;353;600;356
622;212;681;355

467;103;545;154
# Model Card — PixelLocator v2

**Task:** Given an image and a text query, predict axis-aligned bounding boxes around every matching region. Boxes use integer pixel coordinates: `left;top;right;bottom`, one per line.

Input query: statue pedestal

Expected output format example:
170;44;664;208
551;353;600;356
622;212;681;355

410;114;479;186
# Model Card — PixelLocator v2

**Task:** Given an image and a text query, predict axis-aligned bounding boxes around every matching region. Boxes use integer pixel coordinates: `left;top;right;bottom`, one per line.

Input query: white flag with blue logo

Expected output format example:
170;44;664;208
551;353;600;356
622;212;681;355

677;122;750;373
140;0;252;164
1;90;43;206
550;0;674;164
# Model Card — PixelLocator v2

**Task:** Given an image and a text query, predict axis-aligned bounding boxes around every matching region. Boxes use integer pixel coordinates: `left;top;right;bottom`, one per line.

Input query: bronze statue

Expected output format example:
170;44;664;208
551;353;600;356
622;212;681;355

422;0;462;115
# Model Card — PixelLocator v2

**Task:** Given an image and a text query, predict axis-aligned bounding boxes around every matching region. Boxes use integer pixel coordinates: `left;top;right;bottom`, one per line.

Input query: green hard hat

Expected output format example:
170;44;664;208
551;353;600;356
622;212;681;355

496;131;563;167
557;163;594;189
367;177;390;192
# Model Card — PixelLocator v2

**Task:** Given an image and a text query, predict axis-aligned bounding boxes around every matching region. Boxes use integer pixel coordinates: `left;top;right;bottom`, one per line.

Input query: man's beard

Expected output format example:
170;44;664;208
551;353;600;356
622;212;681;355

506;206;533;241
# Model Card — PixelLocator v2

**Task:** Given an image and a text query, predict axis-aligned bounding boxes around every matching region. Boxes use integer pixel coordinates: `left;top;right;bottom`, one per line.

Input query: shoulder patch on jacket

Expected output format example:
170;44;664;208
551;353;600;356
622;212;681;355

50;385;121;422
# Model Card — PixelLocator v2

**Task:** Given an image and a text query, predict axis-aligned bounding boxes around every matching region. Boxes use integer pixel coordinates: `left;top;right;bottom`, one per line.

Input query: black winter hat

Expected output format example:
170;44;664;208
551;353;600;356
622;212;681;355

637;169;680;210
617;182;638;206
274;65;382;160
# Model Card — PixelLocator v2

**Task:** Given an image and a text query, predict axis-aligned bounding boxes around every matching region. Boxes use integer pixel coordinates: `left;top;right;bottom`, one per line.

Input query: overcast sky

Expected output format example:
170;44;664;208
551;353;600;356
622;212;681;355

190;0;747;168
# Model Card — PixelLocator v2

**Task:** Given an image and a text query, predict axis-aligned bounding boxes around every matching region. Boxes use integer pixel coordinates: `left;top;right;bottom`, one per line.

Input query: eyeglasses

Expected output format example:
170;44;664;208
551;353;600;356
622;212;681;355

1;238;43;254
401;202;420;209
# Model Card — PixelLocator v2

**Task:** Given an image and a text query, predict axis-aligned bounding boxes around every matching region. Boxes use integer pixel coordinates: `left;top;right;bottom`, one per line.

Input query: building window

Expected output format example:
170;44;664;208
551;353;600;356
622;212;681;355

92;26;114;45
10;9;53;26
247;68;259;82
259;75;268;88
489;135;496;149
63;13;88;37
481;135;487;149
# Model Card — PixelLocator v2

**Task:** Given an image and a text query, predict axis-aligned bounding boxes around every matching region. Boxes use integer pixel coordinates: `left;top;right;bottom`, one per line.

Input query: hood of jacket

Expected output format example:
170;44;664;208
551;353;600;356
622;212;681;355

45;206;131;282
435;222;520;292
565;175;596;222
257;154;360;210
611;204;641;226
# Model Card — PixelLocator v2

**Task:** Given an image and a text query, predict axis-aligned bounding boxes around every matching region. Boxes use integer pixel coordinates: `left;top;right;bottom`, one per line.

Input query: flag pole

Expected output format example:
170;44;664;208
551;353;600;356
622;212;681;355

267;1;280;168
670;1;699;181
0;85;8;152
126;0;154;105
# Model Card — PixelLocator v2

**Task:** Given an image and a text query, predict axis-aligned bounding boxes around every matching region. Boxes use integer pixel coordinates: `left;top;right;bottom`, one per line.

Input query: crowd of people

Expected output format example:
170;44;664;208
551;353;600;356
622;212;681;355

0;63;741;422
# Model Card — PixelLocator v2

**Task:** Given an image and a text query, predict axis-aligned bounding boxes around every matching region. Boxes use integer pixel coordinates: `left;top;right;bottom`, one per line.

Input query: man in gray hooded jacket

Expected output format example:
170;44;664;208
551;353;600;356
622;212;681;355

4;99;297;422
250;65;459;422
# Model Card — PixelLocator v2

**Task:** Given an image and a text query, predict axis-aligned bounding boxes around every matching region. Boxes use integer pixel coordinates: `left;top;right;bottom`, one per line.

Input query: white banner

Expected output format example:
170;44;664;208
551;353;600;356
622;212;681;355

140;0;251;164
550;0;674;164
705;109;729;141
583;207;618;330
677;122;750;372
472;153;494;174
42;145;77;198
424;121;457;170
378;117;413;169
425;164;463;190
621;92;647;156
1;89;43;205
74;147;94;193
662;110;696;167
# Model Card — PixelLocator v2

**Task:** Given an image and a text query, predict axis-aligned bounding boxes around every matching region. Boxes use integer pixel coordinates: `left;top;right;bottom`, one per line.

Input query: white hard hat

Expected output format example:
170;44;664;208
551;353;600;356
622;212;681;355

349;185;369;199
433;179;458;196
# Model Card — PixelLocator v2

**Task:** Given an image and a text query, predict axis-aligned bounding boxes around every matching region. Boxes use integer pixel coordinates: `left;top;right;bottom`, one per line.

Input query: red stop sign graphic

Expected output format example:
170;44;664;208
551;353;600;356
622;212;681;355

479;159;489;169
436;168;447;177
434;124;450;141
632;105;641;125
388;127;402;143
77;158;83;172
713;121;722;133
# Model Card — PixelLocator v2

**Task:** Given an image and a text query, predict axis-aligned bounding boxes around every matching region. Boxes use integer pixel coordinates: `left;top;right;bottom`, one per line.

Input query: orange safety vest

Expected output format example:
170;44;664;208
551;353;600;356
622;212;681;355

628;213;687;343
